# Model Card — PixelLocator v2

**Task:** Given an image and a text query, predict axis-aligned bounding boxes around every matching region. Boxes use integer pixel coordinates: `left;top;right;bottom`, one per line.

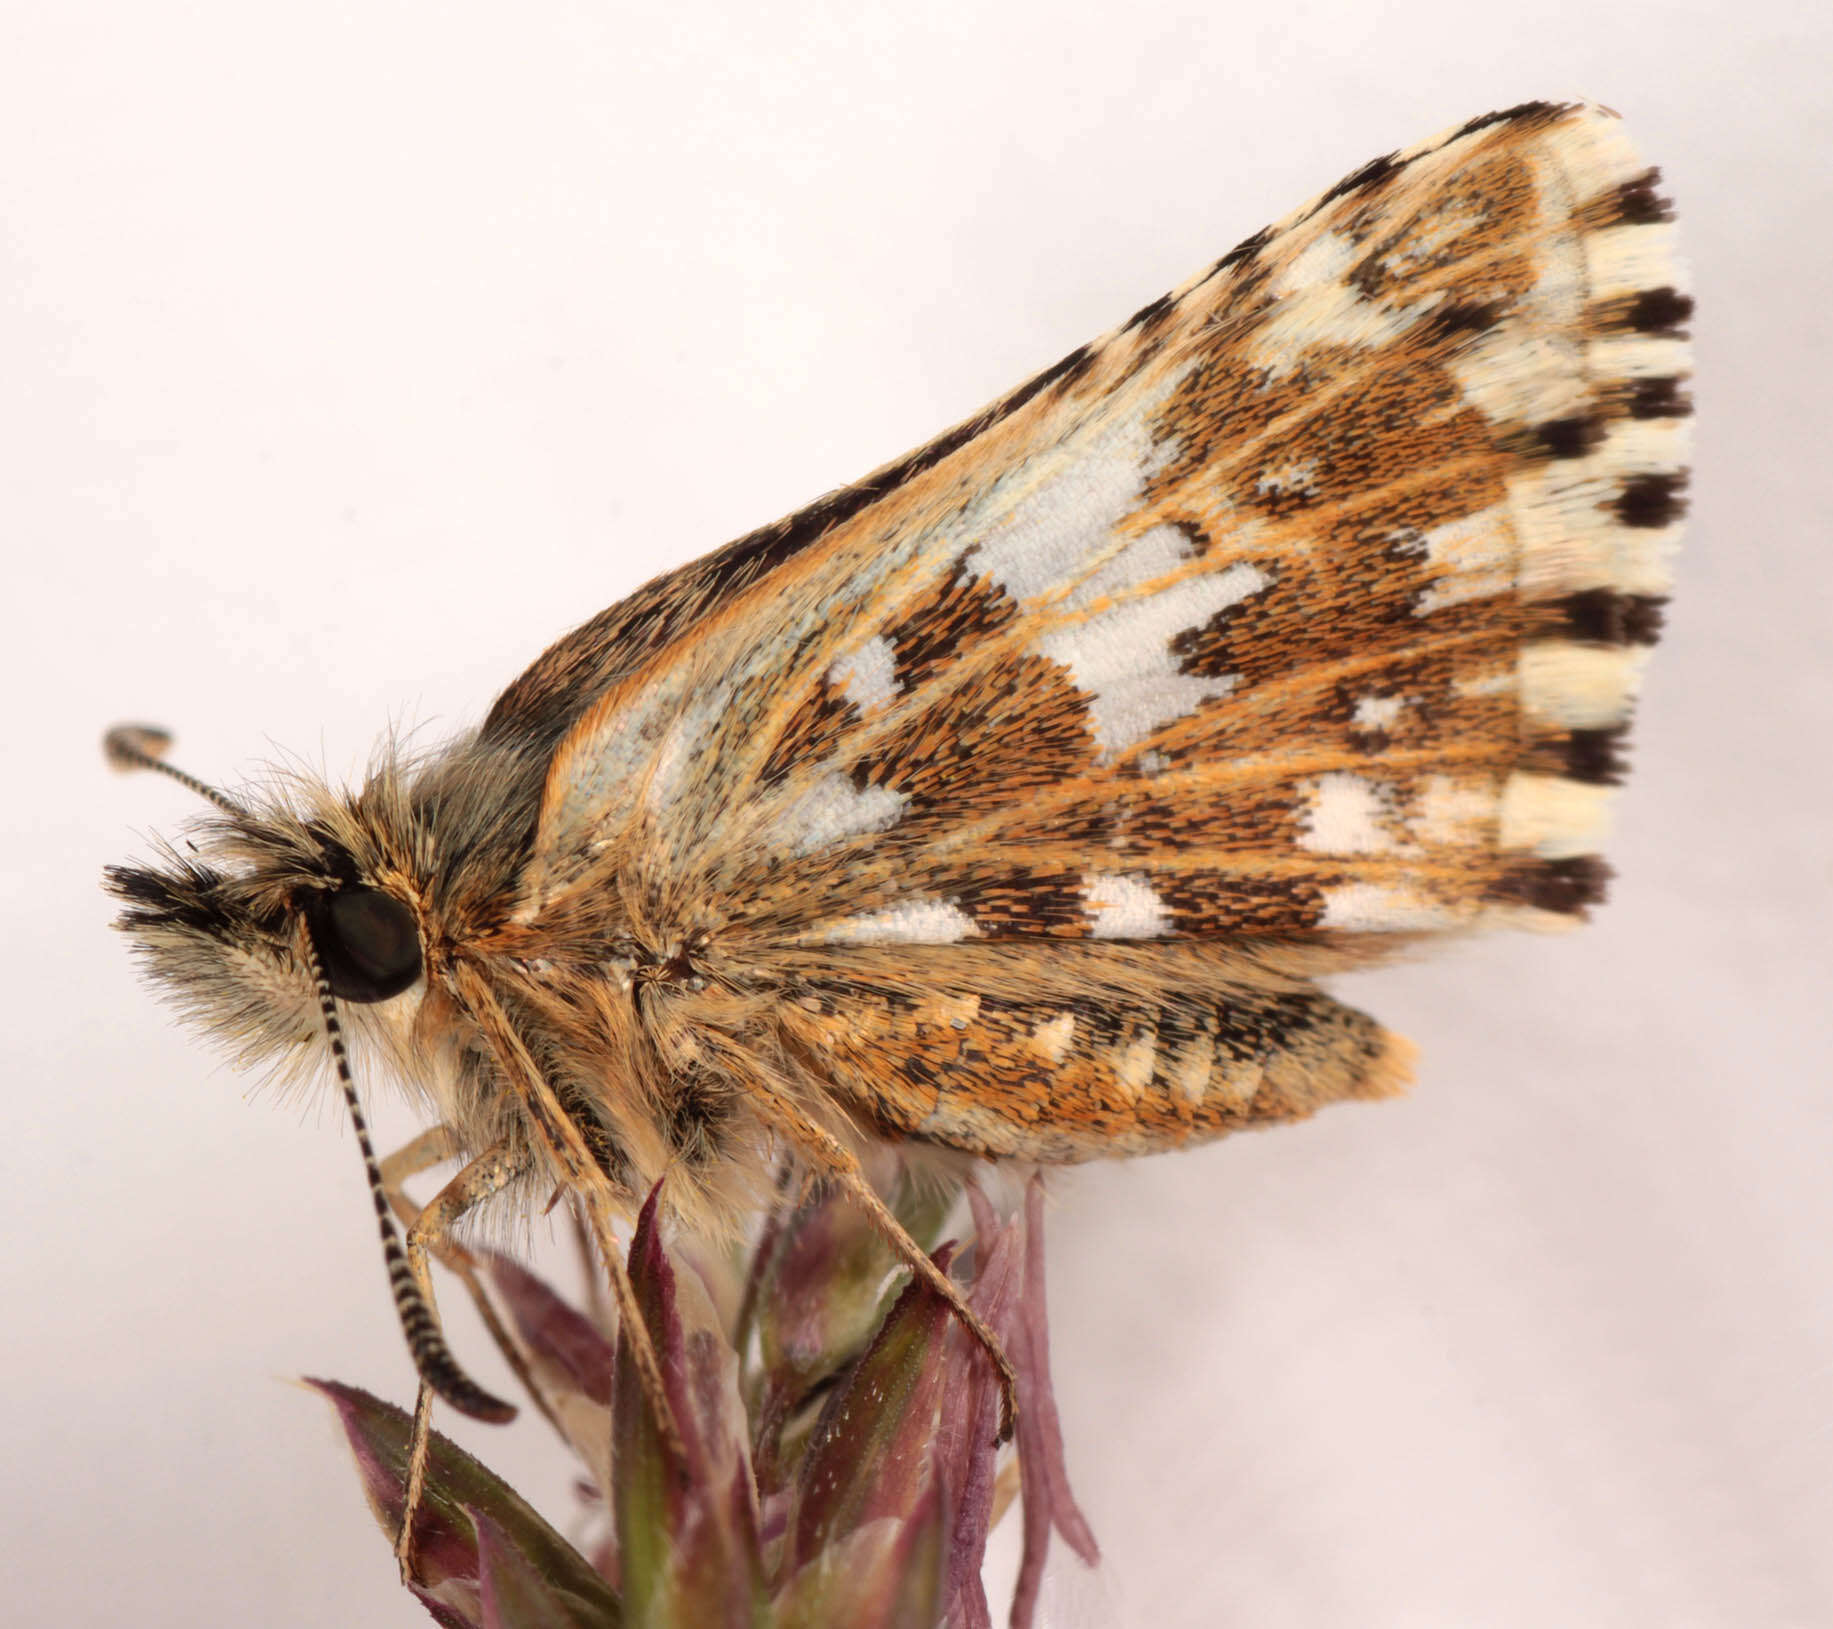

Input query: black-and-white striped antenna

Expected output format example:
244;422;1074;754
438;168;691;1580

295;922;516;1424
103;724;244;816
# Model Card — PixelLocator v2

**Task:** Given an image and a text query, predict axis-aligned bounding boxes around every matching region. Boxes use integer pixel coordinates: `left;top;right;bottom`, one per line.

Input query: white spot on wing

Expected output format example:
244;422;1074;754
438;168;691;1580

1083;872;1172;939
1029;1012;1076;1063
1444;149;1589;427
958;358;1198;609
1171;1039;1212;1104
966;413;1174;604
1367;207;1484;281
1037;563;1270;757
1062;523;1198;611
1350;694;1407;734
538;666;694;865
1298;772;1406;855
1256;459;1319;502
1455;669;1514;699
1412;505;1514;615
1114;1032;1156;1098
825;898;980;945
1211;1058;1263;1110
643;693;722;813
1247;230;1433;375
827;635;902;714
776;772;906;856
921;993;981;1031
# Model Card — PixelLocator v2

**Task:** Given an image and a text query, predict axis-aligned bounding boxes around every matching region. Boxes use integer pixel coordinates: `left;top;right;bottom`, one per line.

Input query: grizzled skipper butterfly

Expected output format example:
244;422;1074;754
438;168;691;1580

105;99;1689;1567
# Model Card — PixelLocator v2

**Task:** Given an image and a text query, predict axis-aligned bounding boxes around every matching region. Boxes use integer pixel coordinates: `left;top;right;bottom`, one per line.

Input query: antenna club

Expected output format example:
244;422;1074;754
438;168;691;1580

103;722;244;815
104;723;175;772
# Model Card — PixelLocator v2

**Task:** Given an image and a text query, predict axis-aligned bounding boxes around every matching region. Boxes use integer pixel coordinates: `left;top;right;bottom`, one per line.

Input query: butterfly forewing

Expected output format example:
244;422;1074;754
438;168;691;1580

510;102;1688;1158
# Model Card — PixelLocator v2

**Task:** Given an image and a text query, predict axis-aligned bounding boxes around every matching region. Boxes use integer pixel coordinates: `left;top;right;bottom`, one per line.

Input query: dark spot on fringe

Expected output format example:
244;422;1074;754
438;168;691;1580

1124;292;1177;335
1318;150;1401;208
1609;169;1674;225
1421;298;1506;343
1627;286;1694;335
1535;415;1605;459
1629;377;1693;419
1491;854;1613;915
1613;471;1687;529
1456;101;1560;139
1563;725;1632;786
1551;588;1667;646
1619;594;1668;643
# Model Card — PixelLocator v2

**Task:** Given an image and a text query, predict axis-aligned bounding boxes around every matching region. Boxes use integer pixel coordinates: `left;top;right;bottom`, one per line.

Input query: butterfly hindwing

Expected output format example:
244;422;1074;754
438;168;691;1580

762;940;1415;1160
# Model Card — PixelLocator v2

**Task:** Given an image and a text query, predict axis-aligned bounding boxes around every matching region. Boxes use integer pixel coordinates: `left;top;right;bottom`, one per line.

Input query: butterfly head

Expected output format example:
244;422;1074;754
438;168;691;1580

102;725;433;1072
102;723;524;1426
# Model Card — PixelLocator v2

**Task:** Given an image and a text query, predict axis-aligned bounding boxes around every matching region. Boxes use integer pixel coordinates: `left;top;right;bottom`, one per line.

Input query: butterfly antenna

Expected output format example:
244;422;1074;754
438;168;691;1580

295;921;517;1425
103;724;245;817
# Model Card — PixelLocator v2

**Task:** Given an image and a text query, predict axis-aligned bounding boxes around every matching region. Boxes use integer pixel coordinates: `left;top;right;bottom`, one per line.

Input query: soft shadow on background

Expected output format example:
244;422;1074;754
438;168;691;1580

4;3;1829;1625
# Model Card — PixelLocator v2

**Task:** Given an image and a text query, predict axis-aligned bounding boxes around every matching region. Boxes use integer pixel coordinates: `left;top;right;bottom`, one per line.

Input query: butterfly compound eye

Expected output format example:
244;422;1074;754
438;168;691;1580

308;887;423;1004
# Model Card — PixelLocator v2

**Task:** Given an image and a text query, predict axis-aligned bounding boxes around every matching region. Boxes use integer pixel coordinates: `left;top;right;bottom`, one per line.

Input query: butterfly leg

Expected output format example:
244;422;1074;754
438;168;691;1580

385;1138;526;1584
379;1126;553;1419
447;961;688;1466
744;1073;1019;1443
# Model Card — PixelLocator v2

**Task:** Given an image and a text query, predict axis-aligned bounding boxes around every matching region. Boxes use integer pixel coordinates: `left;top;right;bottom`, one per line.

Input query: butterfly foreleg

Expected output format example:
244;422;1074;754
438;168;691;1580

381;1127;547;1399
386;1137;527;1584
449;961;688;1466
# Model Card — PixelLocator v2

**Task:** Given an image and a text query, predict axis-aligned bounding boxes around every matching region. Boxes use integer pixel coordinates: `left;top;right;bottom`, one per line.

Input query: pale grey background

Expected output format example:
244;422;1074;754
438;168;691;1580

4;2;1829;1625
